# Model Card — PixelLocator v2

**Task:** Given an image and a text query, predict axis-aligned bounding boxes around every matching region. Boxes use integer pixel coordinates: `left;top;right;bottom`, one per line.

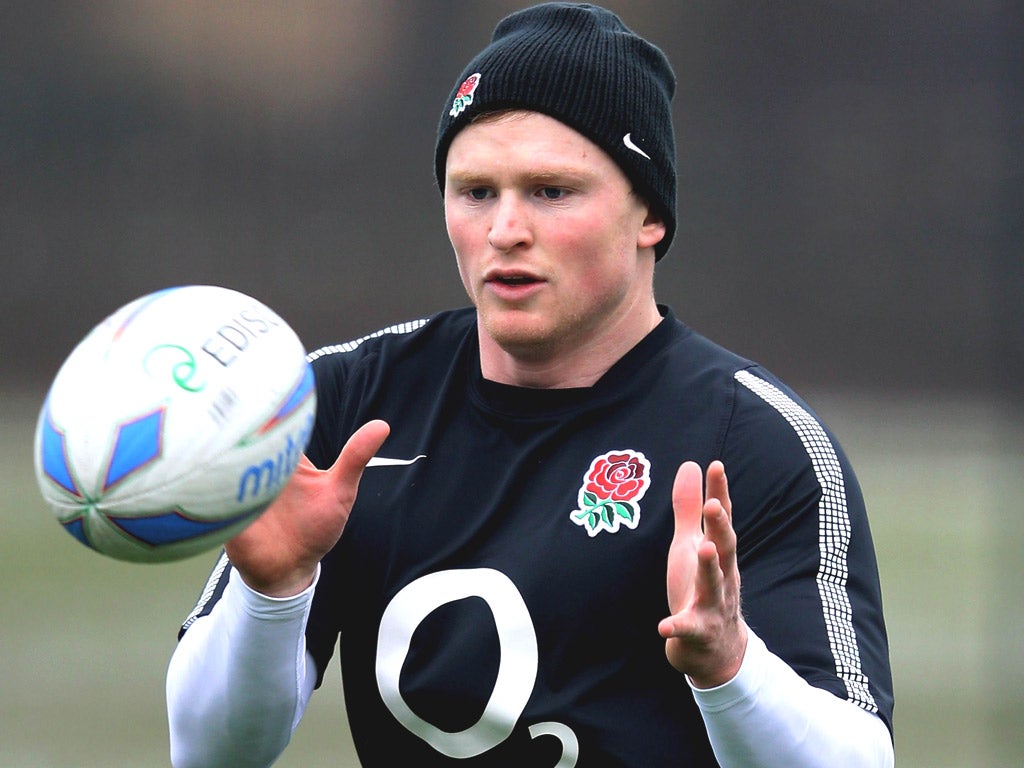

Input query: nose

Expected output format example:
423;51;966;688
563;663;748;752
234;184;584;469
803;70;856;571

487;194;532;253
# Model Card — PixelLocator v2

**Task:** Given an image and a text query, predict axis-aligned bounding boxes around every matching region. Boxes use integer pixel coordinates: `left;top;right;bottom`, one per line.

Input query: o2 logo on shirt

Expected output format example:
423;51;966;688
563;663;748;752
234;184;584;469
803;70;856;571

375;569;579;766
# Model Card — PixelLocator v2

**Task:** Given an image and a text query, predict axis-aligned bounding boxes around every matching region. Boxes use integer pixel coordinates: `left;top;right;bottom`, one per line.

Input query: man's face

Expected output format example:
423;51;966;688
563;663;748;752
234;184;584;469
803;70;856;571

444;111;665;374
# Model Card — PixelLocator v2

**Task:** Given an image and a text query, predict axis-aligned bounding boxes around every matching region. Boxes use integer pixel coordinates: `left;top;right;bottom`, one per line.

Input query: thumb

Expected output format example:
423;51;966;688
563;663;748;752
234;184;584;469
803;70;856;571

330;420;391;490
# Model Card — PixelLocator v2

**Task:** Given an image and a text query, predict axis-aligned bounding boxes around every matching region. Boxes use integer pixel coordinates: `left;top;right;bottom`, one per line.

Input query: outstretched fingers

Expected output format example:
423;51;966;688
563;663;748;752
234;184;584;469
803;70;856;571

226;420;390;597
660;460;747;685
659;513;723;638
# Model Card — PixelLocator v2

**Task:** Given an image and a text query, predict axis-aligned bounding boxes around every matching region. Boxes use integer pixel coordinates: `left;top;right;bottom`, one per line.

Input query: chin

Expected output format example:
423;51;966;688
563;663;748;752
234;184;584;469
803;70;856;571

483;314;560;359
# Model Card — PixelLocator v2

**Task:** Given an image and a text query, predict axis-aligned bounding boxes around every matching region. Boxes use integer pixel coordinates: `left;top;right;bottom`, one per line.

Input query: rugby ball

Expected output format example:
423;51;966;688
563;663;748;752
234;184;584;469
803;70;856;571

33;285;317;563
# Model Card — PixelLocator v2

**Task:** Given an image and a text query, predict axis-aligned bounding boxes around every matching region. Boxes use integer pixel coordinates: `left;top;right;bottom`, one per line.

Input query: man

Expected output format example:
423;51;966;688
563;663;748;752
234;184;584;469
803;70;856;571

167;4;894;766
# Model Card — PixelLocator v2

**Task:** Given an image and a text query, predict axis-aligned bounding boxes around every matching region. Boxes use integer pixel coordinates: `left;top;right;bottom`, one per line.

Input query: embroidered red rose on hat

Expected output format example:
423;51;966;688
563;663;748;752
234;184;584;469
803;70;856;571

449;73;481;118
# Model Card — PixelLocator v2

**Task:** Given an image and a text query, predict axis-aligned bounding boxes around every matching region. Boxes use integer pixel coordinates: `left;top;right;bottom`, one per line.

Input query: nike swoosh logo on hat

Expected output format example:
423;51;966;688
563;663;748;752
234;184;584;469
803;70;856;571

623;133;651;160
367;455;426;467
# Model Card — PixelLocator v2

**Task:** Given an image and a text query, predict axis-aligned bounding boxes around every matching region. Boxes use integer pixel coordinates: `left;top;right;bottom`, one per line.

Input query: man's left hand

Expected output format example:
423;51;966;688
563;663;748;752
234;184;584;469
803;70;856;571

658;460;748;688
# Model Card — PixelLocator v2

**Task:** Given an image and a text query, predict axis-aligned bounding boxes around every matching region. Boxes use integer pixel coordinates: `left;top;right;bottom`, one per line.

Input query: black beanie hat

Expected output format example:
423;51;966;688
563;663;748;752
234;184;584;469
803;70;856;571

435;2;677;260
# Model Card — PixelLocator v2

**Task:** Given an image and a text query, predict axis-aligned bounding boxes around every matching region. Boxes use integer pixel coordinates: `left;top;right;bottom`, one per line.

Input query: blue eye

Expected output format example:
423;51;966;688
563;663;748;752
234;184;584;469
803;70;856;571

539;187;565;200
468;188;490;201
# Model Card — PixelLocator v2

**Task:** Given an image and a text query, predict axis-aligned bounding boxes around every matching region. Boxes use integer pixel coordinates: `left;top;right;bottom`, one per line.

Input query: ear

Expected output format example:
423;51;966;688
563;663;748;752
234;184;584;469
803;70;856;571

637;208;667;251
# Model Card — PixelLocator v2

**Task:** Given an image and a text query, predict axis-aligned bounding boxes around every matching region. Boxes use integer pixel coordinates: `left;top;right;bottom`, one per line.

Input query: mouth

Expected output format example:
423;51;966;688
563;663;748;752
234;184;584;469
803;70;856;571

492;275;538;286
482;270;545;301
484;269;544;287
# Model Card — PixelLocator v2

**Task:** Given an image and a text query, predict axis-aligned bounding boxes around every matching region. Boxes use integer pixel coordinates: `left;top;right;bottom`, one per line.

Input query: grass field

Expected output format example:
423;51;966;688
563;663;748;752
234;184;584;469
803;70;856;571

2;388;1021;766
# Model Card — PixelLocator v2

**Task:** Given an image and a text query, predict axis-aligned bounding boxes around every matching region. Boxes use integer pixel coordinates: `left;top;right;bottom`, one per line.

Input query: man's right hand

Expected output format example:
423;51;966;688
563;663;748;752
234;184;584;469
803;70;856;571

224;420;391;597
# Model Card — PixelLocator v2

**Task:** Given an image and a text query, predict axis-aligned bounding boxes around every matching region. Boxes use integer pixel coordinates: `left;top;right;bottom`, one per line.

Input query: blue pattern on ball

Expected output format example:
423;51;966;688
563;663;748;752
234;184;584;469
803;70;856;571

104;408;165;491
61;517;91;548
278;364;315;420
41;409;80;497
108;508;261;547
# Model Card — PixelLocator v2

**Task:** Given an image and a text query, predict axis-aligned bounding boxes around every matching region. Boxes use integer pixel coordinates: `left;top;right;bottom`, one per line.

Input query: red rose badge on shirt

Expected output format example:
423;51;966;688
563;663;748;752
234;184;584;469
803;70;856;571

570;450;651;537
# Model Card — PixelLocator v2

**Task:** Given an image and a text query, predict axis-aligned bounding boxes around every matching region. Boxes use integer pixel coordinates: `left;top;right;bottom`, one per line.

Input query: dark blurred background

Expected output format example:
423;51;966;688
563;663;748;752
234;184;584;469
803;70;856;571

2;1;1020;400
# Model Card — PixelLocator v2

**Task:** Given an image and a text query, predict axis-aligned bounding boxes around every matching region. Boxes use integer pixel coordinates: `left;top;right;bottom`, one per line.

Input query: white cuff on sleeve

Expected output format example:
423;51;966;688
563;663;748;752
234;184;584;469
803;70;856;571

689;630;893;768
232;564;320;619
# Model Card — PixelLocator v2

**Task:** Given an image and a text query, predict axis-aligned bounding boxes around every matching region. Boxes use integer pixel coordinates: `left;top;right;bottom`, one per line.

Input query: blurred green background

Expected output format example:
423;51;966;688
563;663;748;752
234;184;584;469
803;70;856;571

2;1;1020;765
4;392;1022;766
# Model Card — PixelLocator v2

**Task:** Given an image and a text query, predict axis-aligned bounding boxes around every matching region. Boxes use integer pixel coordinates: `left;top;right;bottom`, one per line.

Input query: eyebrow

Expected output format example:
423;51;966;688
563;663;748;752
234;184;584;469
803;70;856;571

446;167;594;187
